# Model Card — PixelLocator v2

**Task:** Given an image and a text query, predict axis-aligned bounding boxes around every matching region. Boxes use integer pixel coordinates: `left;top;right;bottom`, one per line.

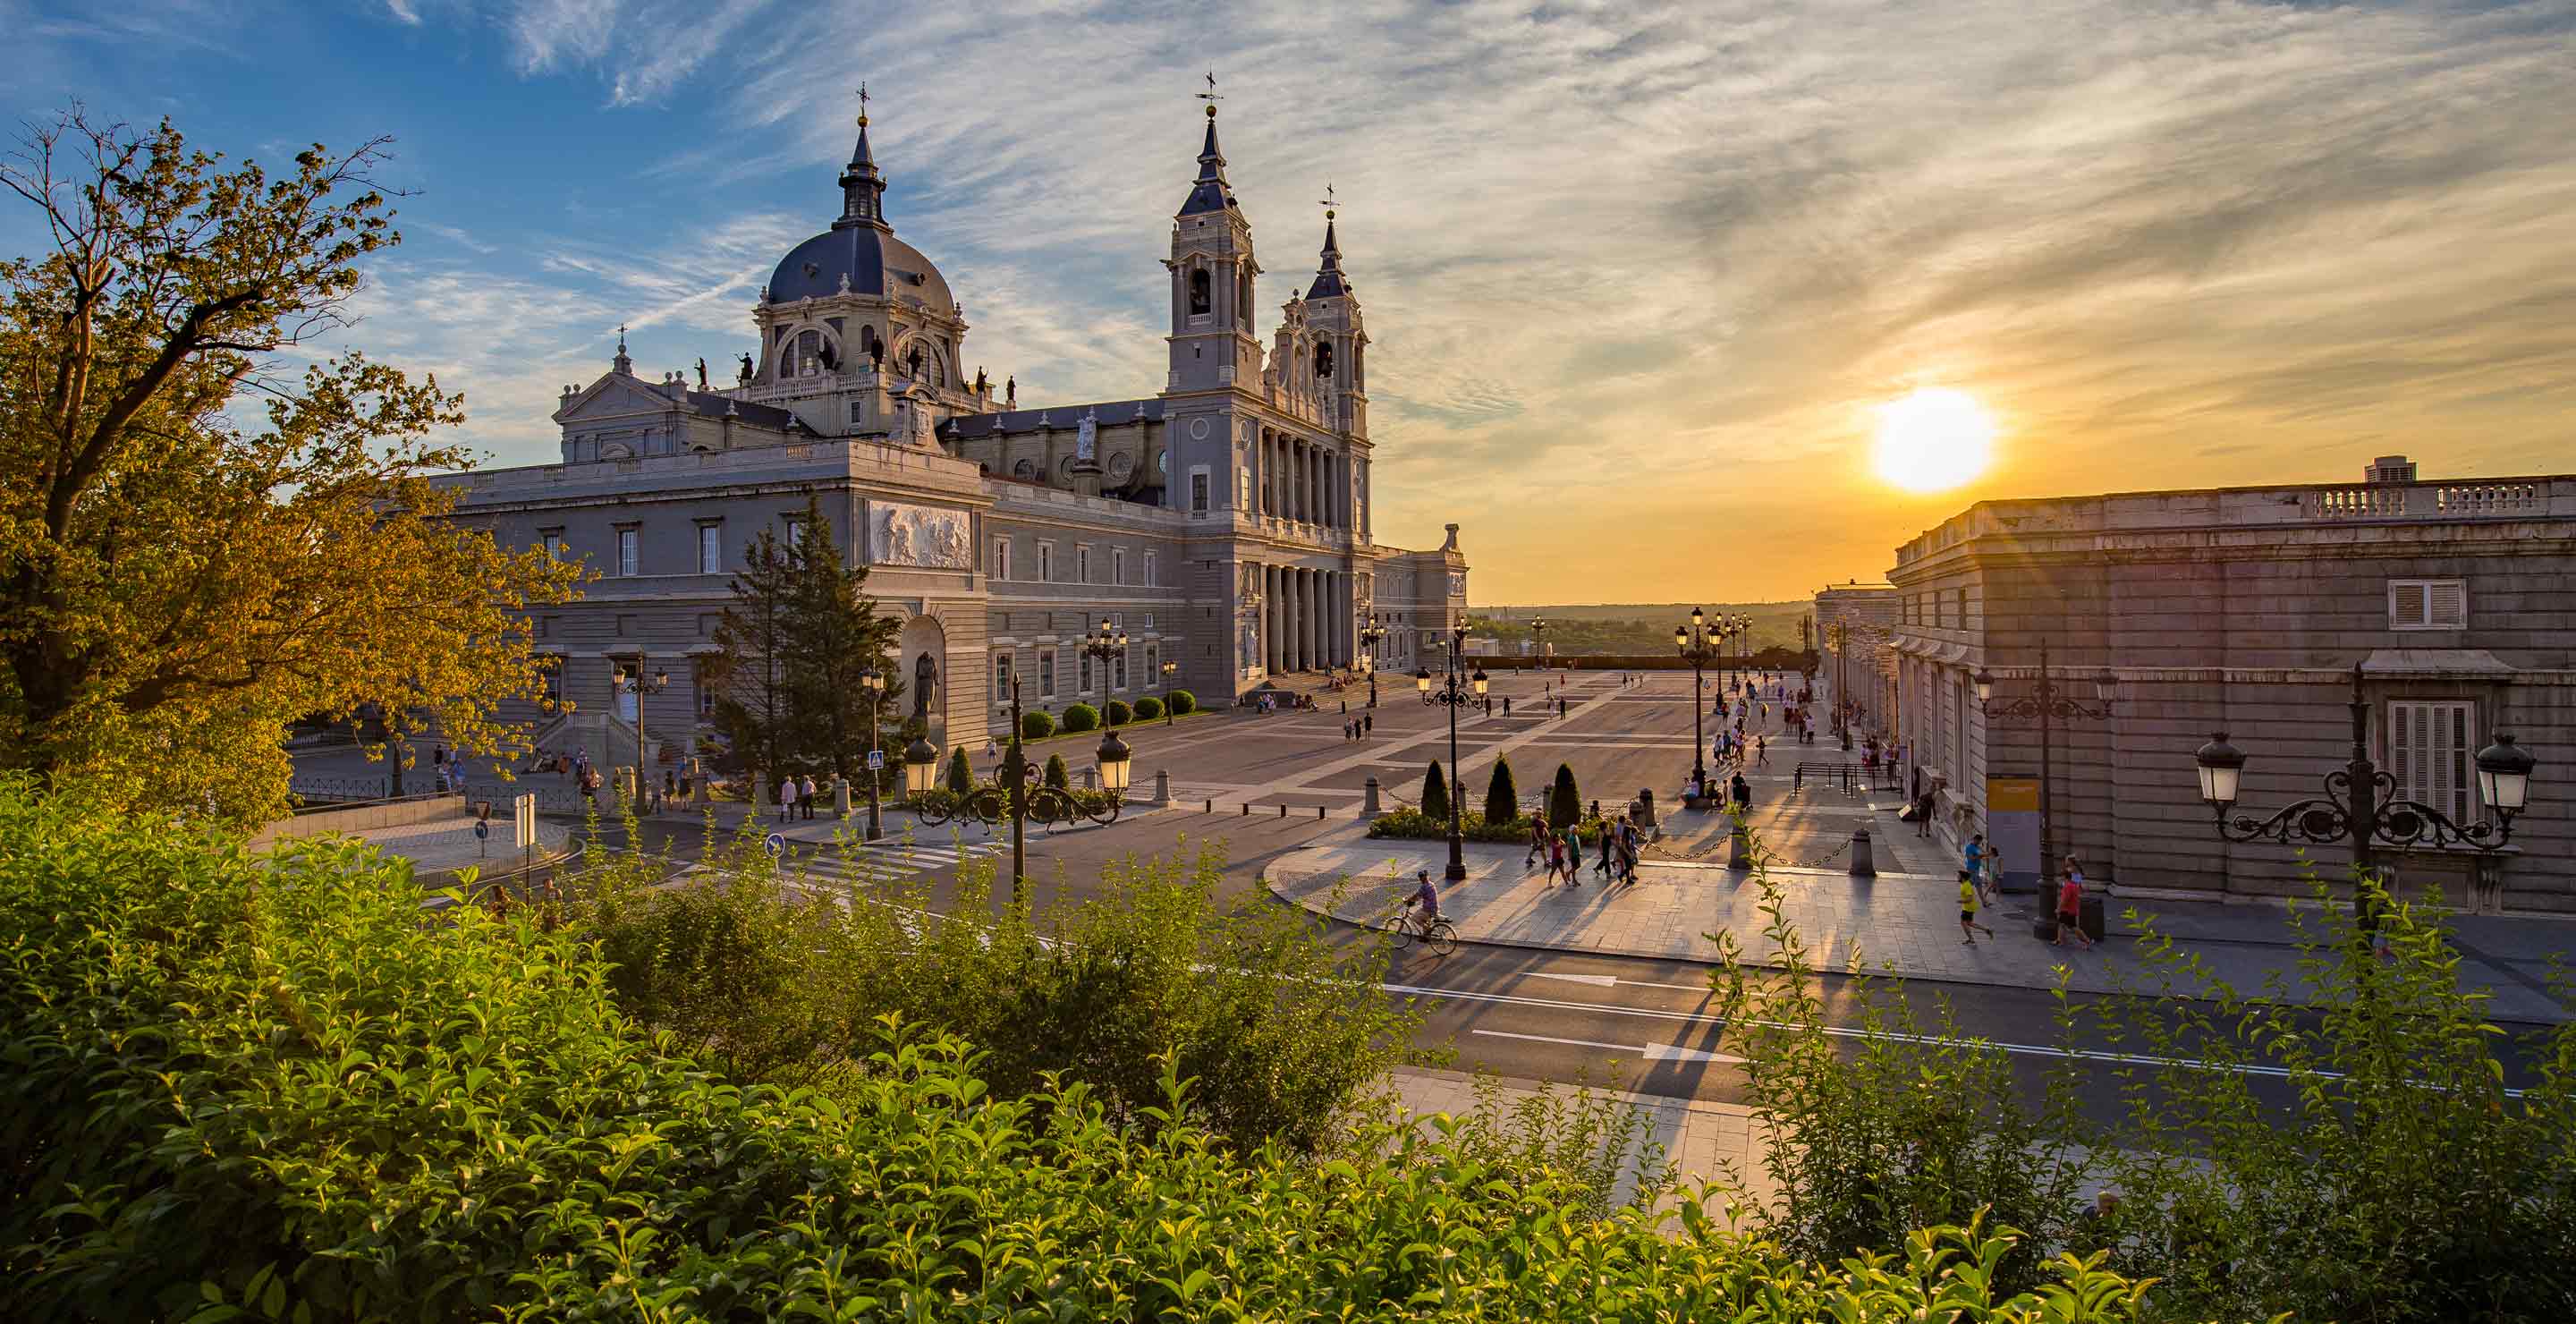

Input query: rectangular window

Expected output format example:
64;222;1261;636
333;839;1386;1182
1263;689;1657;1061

539;529;569;561
1076;546;1092;583
538;655;564;701
616;528;640;577
1038;541;1055;582
1239;467;1251;509
1113;548;1127;586
2389;700;2474;823
1114;651;1129;690
1145;643;1159;683
696;664;716;717
990;539;1011;581
1079;654;1094;693
782;515;808;564
1038;649;1057;699
1143;551;1157;586
994;651;1013;701
698;524;722;574
1191;470;1210;513
2388;579;2467;631
1953;588;1967;629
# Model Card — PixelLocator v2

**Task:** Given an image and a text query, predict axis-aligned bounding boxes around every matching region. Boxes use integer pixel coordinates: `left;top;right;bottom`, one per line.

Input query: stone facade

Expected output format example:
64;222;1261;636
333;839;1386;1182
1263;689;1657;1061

430;98;1466;766
1812;581;1897;736
1885;456;2576;913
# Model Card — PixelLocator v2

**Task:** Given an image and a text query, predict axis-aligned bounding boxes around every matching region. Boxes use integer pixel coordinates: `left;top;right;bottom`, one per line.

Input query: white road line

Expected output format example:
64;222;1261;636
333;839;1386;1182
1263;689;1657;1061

1525;970;1707;994
1472;1029;1742;1064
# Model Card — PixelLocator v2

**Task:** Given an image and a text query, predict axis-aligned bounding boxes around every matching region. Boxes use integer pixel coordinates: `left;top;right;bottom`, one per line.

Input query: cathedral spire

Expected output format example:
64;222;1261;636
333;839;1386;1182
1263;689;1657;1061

837;83;890;230
612;322;632;375
1178;73;1234;216
1307;191;1349;300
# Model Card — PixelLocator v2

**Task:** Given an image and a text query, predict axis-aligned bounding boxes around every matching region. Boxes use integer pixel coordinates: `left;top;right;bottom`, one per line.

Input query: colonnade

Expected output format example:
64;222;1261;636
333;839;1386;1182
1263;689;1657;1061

1259;564;1356;673
1256;430;1349;529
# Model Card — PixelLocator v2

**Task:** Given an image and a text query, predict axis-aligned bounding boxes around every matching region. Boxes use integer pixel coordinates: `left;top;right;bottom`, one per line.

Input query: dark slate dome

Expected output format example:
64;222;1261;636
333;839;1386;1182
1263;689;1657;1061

767;226;954;312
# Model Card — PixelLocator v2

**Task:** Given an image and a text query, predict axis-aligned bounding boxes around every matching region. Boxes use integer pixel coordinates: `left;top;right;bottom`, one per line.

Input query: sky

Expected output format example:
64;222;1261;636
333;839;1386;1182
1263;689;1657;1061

6;0;2572;603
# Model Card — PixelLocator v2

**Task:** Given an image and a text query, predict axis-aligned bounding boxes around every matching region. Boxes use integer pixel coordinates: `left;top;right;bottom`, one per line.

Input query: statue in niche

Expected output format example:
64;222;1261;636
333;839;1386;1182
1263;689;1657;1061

913;652;936;720
818;340;838;370
1075;408;1097;463
907;345;923;379
736;352;753;384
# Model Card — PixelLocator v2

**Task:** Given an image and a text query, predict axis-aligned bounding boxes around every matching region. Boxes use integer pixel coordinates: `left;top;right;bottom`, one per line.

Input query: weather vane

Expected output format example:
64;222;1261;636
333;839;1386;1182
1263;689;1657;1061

1195;70;1223;113
1318;182;1338;219
856;81;869;124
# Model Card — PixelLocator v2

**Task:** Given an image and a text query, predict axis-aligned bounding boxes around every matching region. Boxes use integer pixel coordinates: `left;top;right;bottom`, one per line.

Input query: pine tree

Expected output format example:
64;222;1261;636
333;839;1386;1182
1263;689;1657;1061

1419;761;1451;823
777;496;902;784
705;527;800;792
943;746;973;794
1043;752;1071;790
1549;763;1581;834
1483;757;1520;825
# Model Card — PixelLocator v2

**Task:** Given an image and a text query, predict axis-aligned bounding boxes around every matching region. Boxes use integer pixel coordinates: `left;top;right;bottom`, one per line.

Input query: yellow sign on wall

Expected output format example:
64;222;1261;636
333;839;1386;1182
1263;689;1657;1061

1987;776;2040;812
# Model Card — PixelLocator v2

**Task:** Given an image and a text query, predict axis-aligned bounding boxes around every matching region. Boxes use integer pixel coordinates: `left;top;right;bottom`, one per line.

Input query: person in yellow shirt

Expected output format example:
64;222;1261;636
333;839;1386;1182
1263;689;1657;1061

1960;872;1996;945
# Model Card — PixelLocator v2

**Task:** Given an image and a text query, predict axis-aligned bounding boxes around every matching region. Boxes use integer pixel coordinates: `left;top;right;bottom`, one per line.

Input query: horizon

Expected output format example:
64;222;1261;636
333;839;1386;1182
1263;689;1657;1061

8;1;2570;600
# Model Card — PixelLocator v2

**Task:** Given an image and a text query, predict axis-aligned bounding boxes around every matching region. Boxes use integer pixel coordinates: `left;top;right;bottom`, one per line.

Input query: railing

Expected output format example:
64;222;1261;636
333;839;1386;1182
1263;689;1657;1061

2435;481;2543;516
289;775;393;803
2306;486;2411;519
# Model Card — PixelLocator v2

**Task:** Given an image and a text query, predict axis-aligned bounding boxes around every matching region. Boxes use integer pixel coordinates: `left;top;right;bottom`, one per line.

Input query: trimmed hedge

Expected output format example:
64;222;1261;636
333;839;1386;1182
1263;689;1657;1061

1062;701;1101;734
945;746;974;794
1167;689;1197;716
1021;709;1056;740
1484;757;1521;825
1368;807;1528;844
0;782;2157;1320
1043;752;1071;789
1549;762;1581;834
1105;699;1132;726
1132;695;1163;721
1419;760;1451;823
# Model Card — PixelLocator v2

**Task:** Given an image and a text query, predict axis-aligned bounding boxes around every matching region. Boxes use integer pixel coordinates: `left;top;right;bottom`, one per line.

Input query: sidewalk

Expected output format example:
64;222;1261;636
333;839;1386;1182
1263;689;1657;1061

1267;822;2576;1023
274;811;578;879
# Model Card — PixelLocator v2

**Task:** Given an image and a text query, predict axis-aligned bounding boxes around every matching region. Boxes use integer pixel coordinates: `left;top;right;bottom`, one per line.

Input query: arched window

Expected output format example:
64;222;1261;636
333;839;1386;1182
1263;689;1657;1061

792;329;824;378
1314;339;1335;382
1189;267;1212;316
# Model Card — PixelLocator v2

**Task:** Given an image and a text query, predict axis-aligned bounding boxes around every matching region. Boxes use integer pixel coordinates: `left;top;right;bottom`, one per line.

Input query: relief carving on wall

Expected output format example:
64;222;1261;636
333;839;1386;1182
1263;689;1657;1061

871;502;973;569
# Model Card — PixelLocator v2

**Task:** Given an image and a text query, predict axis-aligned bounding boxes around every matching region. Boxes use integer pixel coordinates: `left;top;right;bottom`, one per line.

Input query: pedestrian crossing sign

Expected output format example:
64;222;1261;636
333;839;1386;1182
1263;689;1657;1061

867;750;885;770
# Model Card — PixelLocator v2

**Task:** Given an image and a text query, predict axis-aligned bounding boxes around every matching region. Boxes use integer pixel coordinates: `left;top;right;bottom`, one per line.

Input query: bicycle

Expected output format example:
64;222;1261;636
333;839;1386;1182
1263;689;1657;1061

1390;906;1459;957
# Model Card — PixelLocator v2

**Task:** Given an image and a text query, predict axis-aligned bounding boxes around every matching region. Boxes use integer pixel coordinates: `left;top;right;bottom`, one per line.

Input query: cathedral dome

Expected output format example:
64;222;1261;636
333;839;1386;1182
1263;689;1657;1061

767;226;955;313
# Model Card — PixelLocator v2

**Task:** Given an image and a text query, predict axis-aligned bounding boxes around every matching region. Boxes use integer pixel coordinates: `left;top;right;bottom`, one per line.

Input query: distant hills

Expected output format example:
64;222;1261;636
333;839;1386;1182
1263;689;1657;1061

1468;602;1811;655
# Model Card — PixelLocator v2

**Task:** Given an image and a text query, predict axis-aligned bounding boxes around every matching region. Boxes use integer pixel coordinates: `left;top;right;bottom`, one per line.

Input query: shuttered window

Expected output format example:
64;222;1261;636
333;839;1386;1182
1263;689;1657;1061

2388;579;2466;630
2388;700;2472;824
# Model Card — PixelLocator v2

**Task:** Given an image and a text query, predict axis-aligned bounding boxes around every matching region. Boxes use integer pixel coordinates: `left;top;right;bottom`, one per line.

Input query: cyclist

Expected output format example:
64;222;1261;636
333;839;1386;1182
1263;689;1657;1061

1402;869;1441;936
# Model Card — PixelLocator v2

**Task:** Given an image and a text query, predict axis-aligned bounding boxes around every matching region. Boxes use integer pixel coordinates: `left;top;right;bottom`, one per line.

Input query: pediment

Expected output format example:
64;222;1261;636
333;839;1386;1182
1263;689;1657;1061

553;373;682;425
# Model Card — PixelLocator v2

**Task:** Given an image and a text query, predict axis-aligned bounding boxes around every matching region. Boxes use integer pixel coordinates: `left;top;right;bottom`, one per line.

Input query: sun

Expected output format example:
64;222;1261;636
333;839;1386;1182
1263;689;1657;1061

1872;387;1997;493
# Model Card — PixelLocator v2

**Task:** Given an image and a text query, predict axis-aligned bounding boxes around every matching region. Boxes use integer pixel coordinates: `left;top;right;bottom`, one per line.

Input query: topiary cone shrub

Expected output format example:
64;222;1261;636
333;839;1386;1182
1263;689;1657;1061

944;746;974;794
1484;757;1520;826
1419;760;1451;823
1549;763;1580;833
1043;753;1070;789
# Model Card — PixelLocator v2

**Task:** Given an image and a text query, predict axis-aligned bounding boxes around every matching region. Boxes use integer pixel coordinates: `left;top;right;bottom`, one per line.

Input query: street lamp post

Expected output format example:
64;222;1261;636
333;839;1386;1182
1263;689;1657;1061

1159;658;1180;724
1359;613;1388;707
859;667;886;840
1674;609;1746;788
1530;615;1548;672
1413;626;1486;882
611;658;671;814
901;675;1131;906
1974;636;2114;890
1082;616;1129;720
2193;662;2536;942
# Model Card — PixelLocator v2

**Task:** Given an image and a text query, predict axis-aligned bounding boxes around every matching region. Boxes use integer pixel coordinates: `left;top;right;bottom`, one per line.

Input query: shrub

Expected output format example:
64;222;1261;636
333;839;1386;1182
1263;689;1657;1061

1021;709;1055;740
1366;807;1528;844
1132;695;1163;721
1549;762;1581;833
944;745;974;794
1062;701;1100;734
1167;688;1197;715
1484;757;1521;826
1042;751;1071;789
1419;760;1451;822
0;781;2158;1320
1105;699;1132;726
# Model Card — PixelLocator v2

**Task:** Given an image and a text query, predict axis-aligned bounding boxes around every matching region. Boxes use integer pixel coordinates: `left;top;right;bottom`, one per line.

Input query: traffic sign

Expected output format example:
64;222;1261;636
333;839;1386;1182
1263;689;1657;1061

513;794;537;850
764;832;785;857
866;750;886;770
473;819;489;840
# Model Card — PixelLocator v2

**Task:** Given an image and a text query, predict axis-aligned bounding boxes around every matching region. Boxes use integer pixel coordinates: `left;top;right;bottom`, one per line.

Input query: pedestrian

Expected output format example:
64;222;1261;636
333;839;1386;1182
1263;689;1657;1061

1546;830;1571;887
2055;856;2095;949
1596;817;1615;878
1363;712;1373;735
1502;696;1512;717
1527;813;1549;868
1959;872;1996;944
1731;772;1751;813
1962;832;1986;895
1340;699;1347;714
1914;788;1936;838
1756;734;1768;767
776;774;795;825
801;772;818;820
1617;817;1641;885
1556;697;1566;717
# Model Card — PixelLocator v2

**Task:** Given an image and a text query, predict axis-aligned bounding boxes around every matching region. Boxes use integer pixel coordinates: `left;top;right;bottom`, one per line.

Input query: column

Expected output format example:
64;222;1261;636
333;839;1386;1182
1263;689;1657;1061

1265;565;1281;673
1294;444;1307;523
1306;570;1321;669
1283;569;1299;671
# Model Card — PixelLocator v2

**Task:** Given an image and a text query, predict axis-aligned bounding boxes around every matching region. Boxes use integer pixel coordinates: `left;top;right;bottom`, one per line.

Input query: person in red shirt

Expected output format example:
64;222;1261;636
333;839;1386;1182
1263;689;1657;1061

2055;858;2095;950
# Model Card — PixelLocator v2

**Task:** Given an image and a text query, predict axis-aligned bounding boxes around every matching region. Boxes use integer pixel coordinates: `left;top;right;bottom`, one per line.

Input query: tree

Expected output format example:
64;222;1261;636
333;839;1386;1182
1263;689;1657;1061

0;108;580;823
1419;760;1450;822
942;746;973;794
1167;689;1196;716
1483;757;1520;825
1041;752;1069;790
1548;763;1580;832
776;496;899;783
703;526;797;790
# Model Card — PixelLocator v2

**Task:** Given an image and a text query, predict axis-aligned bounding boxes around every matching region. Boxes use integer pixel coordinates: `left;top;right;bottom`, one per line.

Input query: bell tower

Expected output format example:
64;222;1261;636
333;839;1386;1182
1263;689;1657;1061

1165;97;1262;395
1301;202;1368;442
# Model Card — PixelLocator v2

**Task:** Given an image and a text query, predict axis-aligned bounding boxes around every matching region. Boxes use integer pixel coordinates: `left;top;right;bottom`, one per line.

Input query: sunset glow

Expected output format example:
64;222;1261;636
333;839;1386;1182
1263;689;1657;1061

1872;388;1997;493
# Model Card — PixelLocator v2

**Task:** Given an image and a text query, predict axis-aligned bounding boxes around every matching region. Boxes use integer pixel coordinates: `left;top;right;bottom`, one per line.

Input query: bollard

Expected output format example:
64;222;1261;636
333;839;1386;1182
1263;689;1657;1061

1849;828;1877;878
1317;805;1326;820
1727;822;1751;870
1241;802;1250;817
834;776;852;818
1153;769;1172;806
1080;767;1097;791
1205;798;1214;814
1278;803;1287;819
1363;776;1382;817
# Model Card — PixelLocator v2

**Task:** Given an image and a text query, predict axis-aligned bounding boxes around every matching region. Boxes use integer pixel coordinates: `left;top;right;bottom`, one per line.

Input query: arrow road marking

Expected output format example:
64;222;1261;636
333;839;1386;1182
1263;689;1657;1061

1472;1029;1743;1064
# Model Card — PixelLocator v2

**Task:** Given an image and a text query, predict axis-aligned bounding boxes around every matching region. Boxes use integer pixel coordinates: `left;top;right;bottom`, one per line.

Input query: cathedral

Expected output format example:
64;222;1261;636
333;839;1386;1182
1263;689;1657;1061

435;94;1468;759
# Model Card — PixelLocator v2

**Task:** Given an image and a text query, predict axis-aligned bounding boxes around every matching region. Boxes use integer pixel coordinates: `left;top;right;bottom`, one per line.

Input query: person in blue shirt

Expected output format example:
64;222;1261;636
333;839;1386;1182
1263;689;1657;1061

1402;869;1440;930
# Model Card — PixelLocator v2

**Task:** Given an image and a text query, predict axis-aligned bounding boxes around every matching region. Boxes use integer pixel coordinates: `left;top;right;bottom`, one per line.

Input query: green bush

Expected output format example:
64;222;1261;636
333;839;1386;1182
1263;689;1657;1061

1419;760;1451;822
1167;688;1197;716
1042;751;1071;789
1132;695;1163;721
1021;708;1055;740
1105;699;1132;726
1484;756;1521;825
1549;762;1581;833
0;781;2159;1320
945;745;974;794
1367;807;1527;844
1062;701;1100;733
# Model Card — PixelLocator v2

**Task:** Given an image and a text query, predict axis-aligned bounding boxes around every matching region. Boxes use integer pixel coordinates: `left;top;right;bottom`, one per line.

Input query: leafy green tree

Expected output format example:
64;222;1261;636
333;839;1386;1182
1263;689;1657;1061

777;496;900;784
1419;760;1450;822
0;108;579;823
1042;751;1070;790
943;745;973;794
1167;688;1196;715
1483;757;1520;825
704;526;797;789
1061;701;1098;734
1548;763;1580;831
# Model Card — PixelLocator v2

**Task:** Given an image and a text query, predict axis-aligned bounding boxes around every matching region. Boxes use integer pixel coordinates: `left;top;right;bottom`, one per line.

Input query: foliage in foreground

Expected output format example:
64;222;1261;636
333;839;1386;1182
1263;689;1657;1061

0;783;2168;1321
1713;831;2576;1322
